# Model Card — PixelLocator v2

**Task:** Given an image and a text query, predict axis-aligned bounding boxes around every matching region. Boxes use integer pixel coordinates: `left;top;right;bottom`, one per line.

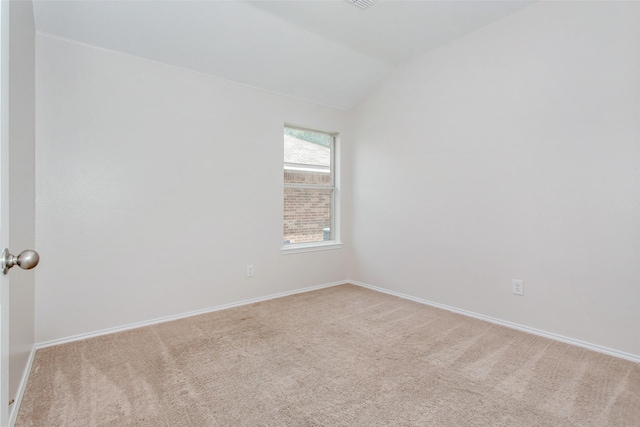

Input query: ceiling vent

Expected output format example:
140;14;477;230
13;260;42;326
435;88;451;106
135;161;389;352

345;0;377;10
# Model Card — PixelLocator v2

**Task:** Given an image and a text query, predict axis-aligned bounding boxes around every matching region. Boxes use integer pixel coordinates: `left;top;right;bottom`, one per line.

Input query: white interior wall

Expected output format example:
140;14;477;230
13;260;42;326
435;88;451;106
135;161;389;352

348;1;640;357
34;1;639;359
35;35;349;343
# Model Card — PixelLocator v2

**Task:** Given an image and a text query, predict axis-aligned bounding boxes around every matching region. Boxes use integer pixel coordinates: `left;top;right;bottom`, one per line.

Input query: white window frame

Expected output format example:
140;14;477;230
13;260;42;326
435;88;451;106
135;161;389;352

282;124;342;254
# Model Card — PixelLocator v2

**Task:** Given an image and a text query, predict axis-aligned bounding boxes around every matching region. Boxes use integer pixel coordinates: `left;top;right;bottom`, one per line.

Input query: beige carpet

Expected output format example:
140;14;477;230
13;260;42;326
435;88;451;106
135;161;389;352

16;284;640;426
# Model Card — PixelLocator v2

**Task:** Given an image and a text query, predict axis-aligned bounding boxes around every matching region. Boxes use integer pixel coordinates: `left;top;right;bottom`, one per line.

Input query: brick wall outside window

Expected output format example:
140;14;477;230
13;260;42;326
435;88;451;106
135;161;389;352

284;169;332;244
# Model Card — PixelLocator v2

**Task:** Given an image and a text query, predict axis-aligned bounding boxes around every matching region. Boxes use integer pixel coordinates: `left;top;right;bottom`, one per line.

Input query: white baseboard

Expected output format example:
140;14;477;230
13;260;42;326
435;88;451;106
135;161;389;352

36;280;348;350
9;344;36;427
349;280;640;364
33;278;640;364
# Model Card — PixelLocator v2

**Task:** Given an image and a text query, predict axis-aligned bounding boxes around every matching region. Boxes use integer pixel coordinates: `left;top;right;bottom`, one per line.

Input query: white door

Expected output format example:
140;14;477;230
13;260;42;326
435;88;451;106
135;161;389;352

0;2;10;423
0;1;10;422
0;1;37;425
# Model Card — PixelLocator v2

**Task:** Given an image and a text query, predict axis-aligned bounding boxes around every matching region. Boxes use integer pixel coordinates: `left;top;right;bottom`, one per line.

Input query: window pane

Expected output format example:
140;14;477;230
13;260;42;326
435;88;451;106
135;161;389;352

284;127;332;148
284;129;332;185
284;188;333;244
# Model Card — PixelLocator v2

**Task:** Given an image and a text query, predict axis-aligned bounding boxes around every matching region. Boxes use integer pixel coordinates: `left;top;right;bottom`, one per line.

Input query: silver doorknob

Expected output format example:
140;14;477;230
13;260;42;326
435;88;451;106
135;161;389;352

1;248;39;275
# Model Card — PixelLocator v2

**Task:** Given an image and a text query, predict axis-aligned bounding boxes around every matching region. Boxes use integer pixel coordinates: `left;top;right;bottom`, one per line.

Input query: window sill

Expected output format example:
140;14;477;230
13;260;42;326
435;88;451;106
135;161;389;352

281;242;344;255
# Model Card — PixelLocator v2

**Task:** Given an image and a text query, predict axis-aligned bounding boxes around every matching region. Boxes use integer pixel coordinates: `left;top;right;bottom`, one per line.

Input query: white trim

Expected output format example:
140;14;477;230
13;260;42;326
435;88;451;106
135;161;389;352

8;345;35;427
32;279;637;385
284;183;333;190
284;123;338;137
35;281;349;350
284;163;330;174
281;242;343;254
349;280;640;364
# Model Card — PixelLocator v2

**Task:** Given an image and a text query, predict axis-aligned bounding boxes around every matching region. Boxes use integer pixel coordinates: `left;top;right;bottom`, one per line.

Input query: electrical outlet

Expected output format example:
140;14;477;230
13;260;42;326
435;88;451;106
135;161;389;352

246;265;254;277
512;279;523;296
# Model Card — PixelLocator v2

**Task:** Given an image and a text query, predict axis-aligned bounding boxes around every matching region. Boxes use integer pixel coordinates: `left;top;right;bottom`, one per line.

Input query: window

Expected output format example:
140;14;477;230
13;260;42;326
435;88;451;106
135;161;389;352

283;125;340;251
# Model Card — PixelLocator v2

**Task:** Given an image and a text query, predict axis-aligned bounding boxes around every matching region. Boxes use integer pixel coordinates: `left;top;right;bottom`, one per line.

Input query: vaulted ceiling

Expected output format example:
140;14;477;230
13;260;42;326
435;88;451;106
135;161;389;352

32;0;535;110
